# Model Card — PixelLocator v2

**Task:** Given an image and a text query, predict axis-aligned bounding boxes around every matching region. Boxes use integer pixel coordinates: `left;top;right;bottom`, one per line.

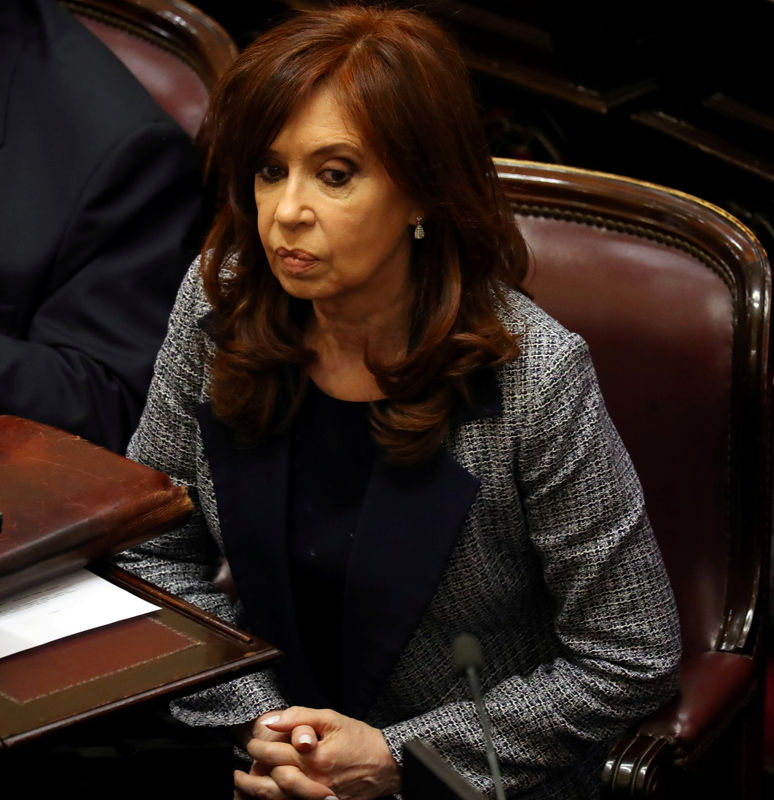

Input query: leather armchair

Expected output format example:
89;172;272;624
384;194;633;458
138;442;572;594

497;158;771;798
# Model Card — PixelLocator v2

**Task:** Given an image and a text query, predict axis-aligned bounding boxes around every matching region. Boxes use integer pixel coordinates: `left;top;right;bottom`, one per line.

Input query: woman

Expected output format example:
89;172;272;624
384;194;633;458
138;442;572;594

116;6;681;800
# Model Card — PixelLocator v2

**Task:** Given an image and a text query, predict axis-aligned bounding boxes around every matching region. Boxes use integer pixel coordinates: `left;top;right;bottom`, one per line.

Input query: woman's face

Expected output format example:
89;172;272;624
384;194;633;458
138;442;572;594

254;87;421;312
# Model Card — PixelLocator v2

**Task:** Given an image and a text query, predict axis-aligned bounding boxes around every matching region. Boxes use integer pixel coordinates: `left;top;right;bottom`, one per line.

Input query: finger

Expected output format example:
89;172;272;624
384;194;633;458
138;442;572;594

251;711;292;743
291;724;318;752
248;739;303;768
234;768;290;800
270;764;337;800
261;706;339;735
257;709;285;725
248;760;271;778
249;727;290;745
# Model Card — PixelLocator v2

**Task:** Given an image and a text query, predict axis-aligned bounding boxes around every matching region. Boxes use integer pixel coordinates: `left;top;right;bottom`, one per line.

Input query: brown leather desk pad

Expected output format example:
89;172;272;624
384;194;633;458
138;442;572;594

0;564;281;749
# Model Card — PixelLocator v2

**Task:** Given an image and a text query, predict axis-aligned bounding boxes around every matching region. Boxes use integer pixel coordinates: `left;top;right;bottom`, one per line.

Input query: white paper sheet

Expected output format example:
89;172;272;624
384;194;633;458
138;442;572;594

0;568;160;659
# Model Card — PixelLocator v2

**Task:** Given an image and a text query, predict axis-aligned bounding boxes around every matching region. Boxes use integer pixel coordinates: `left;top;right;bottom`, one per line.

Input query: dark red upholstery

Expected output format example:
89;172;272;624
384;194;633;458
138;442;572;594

639;652;756;744
516;215;733;659
498;159;771;797
63;0;238;137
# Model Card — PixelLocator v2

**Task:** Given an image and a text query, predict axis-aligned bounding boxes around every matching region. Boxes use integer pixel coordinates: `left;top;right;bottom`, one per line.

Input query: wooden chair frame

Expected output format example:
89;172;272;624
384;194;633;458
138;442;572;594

63;0;238;88
496;158;771;797
62;0;238;137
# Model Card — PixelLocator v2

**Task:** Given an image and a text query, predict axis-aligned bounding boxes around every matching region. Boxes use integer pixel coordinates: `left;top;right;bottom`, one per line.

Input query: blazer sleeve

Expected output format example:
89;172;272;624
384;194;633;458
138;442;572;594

113;259;289;725
381;335;681;797
0;120;201;453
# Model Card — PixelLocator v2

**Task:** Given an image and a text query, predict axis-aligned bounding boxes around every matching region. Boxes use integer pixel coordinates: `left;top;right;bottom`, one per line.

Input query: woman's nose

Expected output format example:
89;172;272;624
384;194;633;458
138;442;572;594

274;176;315;228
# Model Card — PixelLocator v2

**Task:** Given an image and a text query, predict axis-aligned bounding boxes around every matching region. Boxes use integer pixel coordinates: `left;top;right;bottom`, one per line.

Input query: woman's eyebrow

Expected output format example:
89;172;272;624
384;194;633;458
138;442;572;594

265;142;363;160
311;142;361;157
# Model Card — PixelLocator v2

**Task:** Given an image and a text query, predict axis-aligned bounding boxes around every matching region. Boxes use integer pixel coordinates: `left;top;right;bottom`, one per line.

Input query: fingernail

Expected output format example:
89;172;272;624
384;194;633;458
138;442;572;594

298;733;314;745
261;714;281;725
324;796;338;800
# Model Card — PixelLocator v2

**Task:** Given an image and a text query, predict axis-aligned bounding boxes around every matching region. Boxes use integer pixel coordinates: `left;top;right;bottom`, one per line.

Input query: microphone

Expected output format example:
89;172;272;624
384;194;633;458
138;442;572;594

453;633;506;800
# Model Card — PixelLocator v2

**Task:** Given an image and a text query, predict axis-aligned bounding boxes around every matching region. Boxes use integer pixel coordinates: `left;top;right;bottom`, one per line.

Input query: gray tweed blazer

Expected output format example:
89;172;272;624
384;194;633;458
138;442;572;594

115;259;681;799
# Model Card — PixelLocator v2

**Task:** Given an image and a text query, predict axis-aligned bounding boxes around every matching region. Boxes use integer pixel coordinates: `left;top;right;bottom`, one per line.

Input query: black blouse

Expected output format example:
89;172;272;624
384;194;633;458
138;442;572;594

287;381;376;707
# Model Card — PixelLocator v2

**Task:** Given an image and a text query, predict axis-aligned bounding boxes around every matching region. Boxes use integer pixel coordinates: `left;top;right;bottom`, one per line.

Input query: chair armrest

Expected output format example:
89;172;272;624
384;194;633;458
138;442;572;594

602;651;757;798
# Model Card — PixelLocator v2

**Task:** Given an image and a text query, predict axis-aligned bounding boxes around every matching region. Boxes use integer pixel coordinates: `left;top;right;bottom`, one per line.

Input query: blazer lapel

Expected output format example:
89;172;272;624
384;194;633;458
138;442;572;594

340;368;502;717
339;448;481;718
196;367;502;717
195;402;328;708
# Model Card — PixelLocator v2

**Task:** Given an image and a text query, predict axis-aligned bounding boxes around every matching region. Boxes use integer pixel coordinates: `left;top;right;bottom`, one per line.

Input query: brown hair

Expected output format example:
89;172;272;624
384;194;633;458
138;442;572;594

199;4;528;463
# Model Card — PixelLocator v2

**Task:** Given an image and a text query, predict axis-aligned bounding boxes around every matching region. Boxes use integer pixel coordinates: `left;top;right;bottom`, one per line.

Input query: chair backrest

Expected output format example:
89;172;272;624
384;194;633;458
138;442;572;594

62;0;239;137
496;158;771;662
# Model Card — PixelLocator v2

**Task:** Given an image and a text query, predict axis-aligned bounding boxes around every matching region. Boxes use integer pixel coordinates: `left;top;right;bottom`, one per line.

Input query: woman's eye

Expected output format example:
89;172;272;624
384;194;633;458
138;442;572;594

256;163;285;183
320;168;352;187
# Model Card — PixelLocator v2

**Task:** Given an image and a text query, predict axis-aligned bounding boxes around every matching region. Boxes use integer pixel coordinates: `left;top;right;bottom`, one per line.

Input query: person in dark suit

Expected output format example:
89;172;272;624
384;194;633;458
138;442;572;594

0;0;202;452
116;6;680;799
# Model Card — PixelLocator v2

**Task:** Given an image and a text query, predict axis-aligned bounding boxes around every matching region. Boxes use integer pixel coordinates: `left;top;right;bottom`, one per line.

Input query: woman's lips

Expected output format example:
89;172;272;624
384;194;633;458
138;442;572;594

275;247;319;274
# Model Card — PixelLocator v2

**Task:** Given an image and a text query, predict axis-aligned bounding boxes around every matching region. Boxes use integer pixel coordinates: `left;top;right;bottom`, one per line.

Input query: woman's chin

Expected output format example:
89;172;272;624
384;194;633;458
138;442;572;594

274;273;335;302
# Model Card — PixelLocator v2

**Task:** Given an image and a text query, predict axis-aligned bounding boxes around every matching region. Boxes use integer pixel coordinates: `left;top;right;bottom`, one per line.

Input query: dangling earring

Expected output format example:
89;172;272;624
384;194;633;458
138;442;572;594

414;215;425;240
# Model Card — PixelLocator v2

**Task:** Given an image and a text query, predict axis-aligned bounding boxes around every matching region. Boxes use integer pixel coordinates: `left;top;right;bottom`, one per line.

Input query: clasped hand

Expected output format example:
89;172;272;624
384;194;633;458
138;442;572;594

234;706;400;800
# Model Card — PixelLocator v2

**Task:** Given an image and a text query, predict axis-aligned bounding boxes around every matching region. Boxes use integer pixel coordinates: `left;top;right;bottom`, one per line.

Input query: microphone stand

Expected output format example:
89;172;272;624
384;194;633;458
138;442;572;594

400;633;508;800
454;633;507;800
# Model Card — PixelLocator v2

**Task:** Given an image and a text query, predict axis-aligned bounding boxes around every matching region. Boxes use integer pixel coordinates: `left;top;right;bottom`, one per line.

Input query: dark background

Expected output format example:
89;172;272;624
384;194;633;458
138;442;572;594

193;0;774;259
